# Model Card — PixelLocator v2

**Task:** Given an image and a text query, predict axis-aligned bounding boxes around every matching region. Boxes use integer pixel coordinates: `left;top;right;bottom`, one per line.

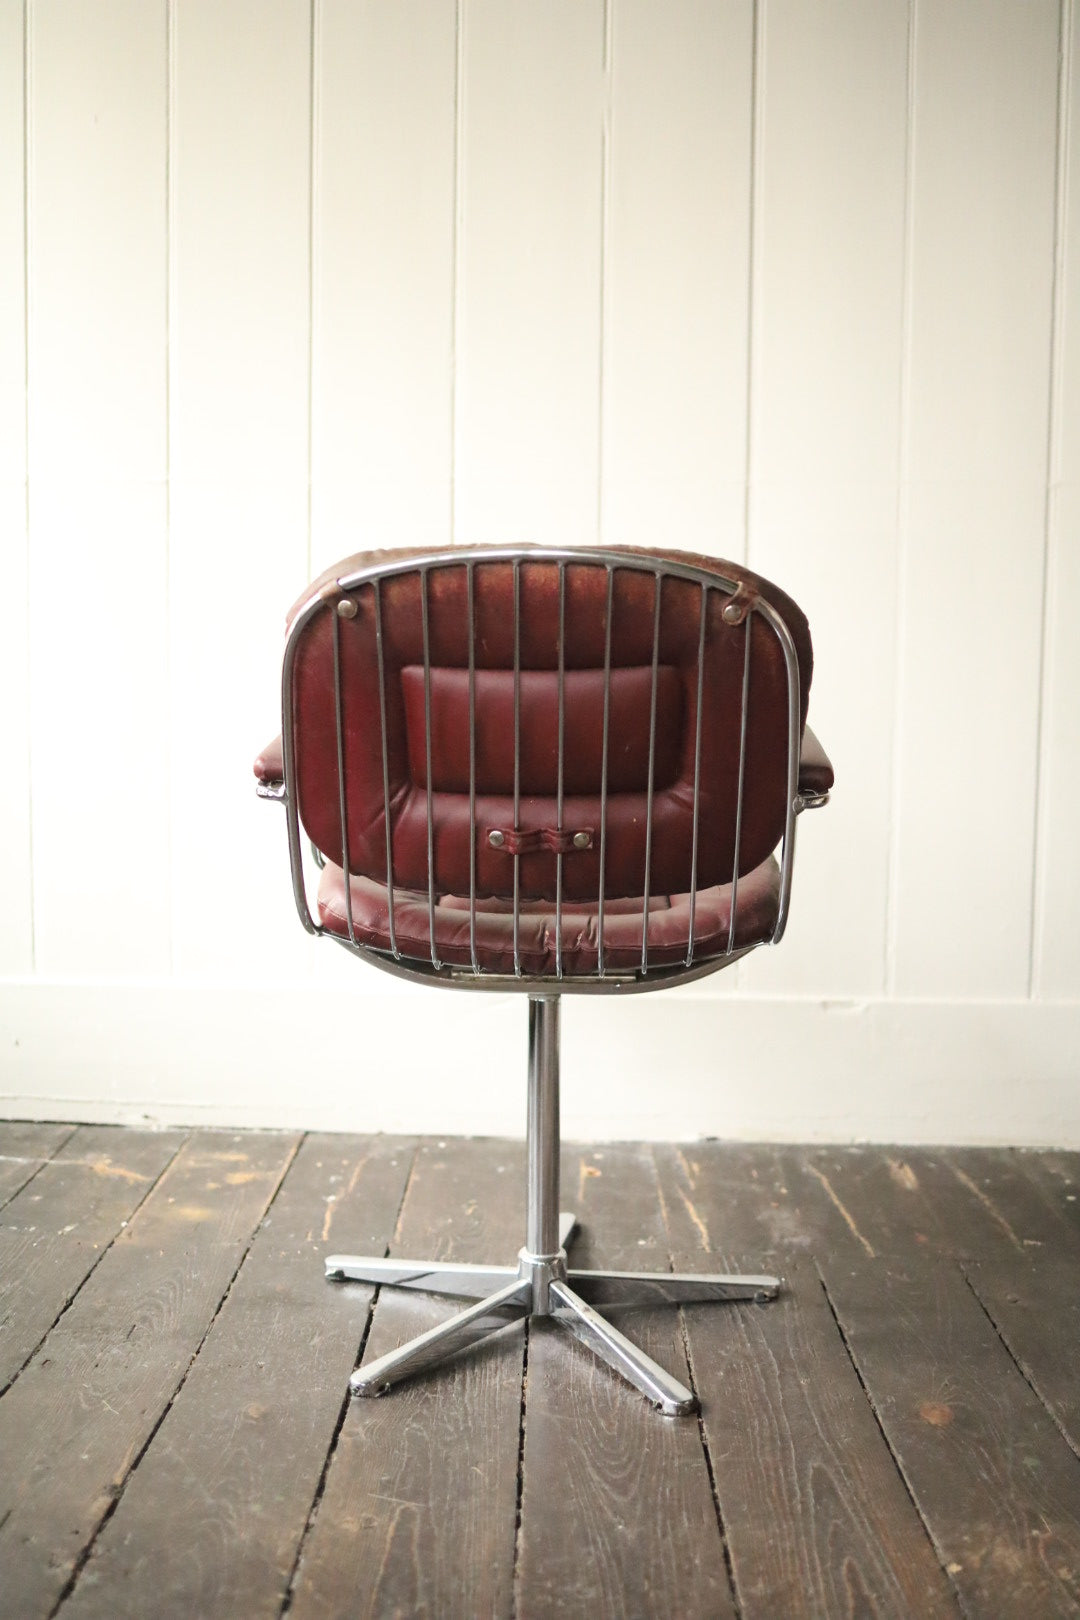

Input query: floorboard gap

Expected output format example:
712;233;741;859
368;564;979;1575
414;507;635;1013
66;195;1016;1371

957;1259;1080;1463
50;1133;304;1619
813;1259;968;1618
0;1125;78;1215
0;1130;191;1402
279;1140;421;1618
677;1305;743;1620
508;1316;530;1620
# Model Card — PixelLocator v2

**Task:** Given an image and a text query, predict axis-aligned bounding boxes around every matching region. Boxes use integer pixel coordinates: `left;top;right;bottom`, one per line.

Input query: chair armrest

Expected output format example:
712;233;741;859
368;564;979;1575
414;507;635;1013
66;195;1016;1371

254;735;286;801
797;725;833;808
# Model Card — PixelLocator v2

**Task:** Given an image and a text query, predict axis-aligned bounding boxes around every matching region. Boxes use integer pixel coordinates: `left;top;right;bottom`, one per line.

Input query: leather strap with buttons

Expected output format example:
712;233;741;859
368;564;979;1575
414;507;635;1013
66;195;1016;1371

486;827;594;855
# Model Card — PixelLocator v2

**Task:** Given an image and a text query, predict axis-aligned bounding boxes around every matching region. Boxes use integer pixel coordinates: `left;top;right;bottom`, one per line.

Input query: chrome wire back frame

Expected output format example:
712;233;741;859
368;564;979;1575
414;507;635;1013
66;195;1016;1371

276;546;804;995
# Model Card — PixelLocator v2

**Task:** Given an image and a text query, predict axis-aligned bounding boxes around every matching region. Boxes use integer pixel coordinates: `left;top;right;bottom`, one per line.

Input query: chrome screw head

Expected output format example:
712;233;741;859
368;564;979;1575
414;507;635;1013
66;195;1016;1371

337;598;358;619
572;831;590;850
488;829;505;848
722;599;741;624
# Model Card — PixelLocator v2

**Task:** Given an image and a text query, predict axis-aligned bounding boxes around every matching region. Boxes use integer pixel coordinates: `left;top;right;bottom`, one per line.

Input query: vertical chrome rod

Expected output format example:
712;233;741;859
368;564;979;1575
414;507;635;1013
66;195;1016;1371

555;562;566;980
640;573;662;973
467;560;478;973
373;579;398;958
727;608;753;955
331;604;356;946
597;565;614;976
512;560;522;977
420;568;440;968
526;995;561;1258
686;581;708;966
771;619;803;945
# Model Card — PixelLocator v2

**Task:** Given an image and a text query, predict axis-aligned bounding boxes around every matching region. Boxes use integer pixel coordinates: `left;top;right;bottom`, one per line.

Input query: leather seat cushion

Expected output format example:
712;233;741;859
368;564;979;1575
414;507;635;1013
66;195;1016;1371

316;854;780;976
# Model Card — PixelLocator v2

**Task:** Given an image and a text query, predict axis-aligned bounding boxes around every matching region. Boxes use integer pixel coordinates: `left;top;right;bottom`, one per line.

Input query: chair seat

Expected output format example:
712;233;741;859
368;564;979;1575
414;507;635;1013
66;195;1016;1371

317;856;780;975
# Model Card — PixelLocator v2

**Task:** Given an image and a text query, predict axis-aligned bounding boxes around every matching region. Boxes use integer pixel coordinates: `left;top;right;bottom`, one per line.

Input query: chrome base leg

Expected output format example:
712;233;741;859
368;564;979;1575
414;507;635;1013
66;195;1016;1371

331;1000;777;1415
566;1269;780;1309
325;1254;518;1299
351;1278;532;1396
549;1280;698;1417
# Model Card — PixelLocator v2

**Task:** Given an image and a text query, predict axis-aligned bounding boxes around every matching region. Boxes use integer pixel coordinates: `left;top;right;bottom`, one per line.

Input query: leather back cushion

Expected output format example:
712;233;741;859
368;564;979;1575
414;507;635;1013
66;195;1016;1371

290;553;813;903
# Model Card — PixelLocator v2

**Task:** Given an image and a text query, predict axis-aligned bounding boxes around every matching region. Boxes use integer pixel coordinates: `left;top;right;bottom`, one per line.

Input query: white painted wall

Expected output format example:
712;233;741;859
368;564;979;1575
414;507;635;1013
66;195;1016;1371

2;0;1078;1144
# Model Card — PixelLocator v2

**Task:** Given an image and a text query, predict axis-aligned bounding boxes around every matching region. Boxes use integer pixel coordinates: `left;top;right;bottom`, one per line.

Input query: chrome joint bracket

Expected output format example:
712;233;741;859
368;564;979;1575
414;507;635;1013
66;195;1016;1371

517;1246;568;1313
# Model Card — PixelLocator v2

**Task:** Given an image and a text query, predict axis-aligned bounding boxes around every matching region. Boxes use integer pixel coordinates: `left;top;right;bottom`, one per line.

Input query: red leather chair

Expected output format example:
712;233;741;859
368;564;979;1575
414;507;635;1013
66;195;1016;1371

255;545;832;1415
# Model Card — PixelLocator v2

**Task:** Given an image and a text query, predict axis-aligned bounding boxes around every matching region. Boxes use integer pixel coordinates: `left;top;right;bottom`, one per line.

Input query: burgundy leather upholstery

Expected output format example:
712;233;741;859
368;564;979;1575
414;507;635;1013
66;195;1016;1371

254;721;836;799
317;855;781;975
797;725;834;796
263;544;826;977
287;550;812;905
254;735;284;783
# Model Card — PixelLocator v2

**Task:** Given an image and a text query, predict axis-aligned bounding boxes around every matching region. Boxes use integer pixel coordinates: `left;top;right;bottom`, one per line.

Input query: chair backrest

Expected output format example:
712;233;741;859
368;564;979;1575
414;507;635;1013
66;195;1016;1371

279;546;812;992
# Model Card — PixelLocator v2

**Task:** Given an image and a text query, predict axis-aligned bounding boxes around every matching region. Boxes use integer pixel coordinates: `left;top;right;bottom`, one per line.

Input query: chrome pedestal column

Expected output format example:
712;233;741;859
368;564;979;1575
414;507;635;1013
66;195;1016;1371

326;995;780;1417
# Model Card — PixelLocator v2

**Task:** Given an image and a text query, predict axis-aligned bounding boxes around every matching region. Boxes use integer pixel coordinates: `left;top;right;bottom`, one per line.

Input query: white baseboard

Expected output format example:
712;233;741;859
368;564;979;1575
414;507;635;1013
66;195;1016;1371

1;981;1078;1146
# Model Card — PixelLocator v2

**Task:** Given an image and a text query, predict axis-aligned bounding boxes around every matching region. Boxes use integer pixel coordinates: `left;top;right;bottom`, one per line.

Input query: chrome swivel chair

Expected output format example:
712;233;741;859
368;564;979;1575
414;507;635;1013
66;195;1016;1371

255;545;832;1416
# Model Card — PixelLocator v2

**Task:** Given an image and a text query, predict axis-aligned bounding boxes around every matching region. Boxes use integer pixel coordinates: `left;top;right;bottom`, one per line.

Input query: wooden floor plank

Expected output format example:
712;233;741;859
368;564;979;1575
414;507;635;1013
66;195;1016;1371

55;1133;414;1620
1021;1150;1080;1240
287;1137;527;1620
655;1144;958;1619
782;1147;1080;1618
876;1147;1080;1457
515;1142;735;1619
1;1130;1078;1620
0;1122;77;1209
0;1129;299;1620
0;1125;185;1393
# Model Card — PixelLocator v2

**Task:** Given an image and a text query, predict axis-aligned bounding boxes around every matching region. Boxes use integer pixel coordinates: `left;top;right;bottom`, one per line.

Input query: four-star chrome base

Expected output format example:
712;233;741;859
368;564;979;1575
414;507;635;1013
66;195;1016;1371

326;995;780;1417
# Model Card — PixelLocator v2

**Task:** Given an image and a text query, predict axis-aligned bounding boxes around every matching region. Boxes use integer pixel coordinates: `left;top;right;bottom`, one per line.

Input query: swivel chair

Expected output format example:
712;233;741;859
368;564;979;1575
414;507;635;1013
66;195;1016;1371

254;545;832;1416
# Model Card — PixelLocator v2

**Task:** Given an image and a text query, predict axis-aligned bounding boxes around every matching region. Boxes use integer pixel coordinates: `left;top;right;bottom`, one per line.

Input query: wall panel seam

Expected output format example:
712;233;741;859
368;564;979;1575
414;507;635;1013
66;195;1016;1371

595;0;611;548
1029;0;1073;1000
21;0;35;974
305;0;317;581
450;0;463;546
164;0;174;976
741;0;761;571
883;0;918;999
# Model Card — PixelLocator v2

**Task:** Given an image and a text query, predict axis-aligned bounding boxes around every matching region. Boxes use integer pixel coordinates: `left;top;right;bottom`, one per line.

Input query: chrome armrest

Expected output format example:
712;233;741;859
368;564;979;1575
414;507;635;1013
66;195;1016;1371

795;786;830;813
254;734;286;802
795;724;833;812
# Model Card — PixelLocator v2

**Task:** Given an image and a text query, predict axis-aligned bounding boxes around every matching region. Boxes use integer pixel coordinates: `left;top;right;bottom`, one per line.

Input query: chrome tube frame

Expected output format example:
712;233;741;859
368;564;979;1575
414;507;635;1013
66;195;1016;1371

265;546;816;1413
526;997;561;1264
328;992;780;1416
274;546;804;995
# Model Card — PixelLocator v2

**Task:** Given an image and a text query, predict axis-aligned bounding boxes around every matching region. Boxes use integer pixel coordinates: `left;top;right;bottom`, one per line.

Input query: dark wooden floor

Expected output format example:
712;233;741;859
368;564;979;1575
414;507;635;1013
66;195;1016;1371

1;1125;1079;1619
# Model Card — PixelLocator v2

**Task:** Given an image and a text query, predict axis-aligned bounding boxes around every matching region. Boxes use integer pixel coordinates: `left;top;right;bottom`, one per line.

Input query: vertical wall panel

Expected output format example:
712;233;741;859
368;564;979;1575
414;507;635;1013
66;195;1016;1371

168;0;313;978
310;0;456;569
27;0;169;975
0;470;33;976
454;0;604;546
741;0;910;998
0;0;32;974
0;0;24;483
1035;0;1080;999
601;0;753;554
890;0;1059;997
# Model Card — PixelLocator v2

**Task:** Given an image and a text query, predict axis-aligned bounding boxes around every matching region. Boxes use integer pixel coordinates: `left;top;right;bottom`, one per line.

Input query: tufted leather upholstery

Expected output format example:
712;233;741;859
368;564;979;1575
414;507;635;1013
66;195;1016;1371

262;545;832;979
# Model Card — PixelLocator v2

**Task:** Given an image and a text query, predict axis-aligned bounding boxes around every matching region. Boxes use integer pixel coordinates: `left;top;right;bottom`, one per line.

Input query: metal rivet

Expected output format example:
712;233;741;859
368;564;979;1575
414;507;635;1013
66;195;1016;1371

488;829;505;848
572;831;590;850
337;598;358;619
722;599;741;624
